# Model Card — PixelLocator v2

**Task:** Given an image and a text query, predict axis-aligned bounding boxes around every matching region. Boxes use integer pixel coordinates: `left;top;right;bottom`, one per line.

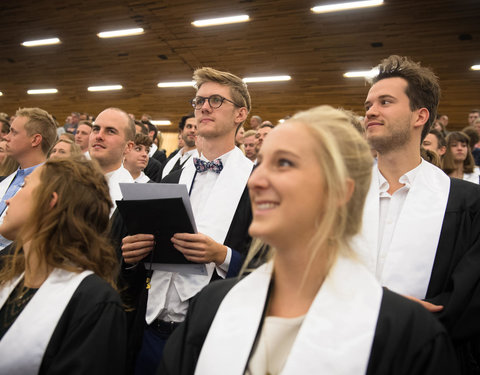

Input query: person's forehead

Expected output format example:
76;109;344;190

244;135;255;142
95;110;126;131
367;77;408;99
78;124;91;132
11;116;29;130
185;117;196;126
197;81;231;97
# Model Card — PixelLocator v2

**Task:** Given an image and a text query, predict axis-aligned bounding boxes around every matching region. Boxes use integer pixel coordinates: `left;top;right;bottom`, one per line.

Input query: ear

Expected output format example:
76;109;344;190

31;134;42;148
413;108;429;130
50;192;58;208
438;145;447;156
234;107;248;127
124;140;134;155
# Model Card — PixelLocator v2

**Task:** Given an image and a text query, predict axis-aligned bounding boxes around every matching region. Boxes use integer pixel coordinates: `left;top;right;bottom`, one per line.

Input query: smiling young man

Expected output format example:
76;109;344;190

90;107;135;217
353;55;480;372
161;114;198;179
0;107;57;250
121;67;254;374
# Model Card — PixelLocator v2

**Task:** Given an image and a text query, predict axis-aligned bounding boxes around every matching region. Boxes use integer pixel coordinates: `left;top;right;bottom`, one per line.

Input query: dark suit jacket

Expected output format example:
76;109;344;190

143;158;163;182
151;149;167;164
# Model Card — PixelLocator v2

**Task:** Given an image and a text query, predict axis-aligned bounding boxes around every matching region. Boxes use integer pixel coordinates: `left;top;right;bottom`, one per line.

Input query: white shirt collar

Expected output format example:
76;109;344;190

377;159;423;194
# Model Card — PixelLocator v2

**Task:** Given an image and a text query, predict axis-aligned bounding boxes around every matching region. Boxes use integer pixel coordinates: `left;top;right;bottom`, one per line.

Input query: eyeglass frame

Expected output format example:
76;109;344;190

190;94;244;110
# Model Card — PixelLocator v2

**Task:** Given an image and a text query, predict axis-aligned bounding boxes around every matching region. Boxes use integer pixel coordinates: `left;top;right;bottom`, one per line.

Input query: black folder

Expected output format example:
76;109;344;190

116;198;196;264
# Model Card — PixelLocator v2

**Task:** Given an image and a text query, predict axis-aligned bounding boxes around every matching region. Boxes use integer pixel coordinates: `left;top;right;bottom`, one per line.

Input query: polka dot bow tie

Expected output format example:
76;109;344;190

193;157;224;174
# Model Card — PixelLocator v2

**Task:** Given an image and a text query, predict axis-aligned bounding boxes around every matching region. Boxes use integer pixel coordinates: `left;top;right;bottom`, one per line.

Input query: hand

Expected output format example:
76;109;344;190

404;295;444;312
171;233;227;265
122;234;155;265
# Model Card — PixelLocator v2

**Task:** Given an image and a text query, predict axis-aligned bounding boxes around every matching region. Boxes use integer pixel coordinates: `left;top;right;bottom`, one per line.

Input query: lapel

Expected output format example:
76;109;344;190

196;256;383;375
0;268;93;375
0;171;16;201
162;150;183;179
381;161;450;298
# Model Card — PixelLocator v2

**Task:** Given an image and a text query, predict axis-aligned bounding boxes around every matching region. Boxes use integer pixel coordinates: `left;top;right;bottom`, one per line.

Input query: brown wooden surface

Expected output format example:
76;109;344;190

0;0;479;132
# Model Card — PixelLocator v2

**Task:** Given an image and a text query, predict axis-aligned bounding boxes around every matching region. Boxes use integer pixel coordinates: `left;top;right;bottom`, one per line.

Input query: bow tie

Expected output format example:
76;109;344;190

193;157;223;174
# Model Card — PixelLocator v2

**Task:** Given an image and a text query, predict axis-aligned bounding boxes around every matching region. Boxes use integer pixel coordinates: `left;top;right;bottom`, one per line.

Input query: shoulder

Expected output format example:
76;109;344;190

447;178;480;211
69;273;123;308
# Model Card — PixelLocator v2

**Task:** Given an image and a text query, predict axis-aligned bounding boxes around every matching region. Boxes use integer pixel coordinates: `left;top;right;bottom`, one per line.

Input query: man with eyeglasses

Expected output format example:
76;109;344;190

121;67;253;374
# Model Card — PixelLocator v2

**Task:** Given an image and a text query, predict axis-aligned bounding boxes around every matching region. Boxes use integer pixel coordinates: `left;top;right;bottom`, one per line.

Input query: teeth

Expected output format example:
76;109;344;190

257;202;277;210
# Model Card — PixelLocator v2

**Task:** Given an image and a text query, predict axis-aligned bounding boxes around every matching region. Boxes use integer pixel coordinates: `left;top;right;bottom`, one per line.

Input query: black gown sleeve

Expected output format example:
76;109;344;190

367;289;460;375
39;274;127;375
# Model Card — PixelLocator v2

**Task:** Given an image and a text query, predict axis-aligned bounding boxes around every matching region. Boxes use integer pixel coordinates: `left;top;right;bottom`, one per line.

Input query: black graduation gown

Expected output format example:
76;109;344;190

158;278;459;375
426;179;480;373
144;157;164;182
38;274;127;375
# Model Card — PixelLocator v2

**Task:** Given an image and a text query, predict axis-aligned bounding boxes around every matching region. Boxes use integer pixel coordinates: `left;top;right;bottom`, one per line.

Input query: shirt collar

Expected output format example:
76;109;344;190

17;162;44;176
199;147;235;168
377;159;423;193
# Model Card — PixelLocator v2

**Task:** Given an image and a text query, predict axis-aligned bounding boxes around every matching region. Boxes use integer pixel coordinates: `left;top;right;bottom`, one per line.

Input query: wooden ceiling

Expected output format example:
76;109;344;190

0;0;479;132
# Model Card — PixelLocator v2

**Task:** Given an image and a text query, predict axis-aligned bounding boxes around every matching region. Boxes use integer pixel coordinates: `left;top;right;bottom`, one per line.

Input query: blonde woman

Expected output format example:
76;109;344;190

48;138;82;160
159;106;458;374
0;158;126;374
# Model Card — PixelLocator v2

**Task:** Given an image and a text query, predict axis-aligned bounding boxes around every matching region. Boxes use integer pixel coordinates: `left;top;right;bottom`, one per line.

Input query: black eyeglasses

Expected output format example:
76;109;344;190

190;95;243;110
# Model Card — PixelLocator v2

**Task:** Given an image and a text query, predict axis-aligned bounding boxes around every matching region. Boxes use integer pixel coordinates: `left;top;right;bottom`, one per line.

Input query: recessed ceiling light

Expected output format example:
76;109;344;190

97;28;144;38
88;85;123;92
343;68;379;78
0;92;3;96
312;0;383;13
21;38;61;47
192;15;249;27
27;88;58;95
243;75;291;83
151;120;172;126
471;65;480;71
157;81;195;88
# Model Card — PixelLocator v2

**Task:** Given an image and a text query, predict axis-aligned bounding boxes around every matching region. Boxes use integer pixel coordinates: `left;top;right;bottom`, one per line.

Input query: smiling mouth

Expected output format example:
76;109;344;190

256;202;279;210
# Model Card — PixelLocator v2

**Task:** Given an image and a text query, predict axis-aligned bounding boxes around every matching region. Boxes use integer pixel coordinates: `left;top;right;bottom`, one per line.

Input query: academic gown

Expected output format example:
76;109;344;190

0;273;126;375
144;157;164;182
158;261;459;375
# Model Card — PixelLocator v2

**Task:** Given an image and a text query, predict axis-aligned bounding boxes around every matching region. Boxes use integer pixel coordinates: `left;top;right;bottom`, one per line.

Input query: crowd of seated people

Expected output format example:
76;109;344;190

0;57;479;375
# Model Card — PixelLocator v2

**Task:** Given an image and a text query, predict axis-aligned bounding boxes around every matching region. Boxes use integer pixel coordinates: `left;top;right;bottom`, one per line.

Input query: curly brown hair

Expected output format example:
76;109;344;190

0;157;119;289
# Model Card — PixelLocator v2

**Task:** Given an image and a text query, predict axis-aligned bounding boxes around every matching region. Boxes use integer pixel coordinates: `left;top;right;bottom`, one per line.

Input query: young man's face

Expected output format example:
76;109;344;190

364;77;418;153
181;117;197;148
75;124;91;152
4;116;36;160
244;135;257;160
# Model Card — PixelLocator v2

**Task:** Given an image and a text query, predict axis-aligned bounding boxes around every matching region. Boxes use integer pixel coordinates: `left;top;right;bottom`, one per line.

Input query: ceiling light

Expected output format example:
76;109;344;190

21;38;61;47
27;88;58;95
97;28;144;38
243;75;291;83
343;68;379;78
157;81;195;88
0;92;3;96
88;85;123;92
312;0;383;13
192;15;249;27
471;65;480;71
151;120;172;126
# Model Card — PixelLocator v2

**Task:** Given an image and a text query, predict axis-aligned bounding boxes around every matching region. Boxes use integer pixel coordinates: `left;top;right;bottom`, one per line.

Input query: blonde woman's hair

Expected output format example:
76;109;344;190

242;105;373;275
49;138;83;158
0;157;118;289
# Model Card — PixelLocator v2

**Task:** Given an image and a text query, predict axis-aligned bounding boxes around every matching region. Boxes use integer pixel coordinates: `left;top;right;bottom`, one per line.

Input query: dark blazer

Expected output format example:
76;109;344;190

143;158;163;182
151;149;167;164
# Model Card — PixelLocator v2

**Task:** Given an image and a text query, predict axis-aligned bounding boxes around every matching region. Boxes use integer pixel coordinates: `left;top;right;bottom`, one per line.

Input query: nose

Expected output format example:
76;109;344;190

248;162;269;192
200;99;212;113
365;103;378;118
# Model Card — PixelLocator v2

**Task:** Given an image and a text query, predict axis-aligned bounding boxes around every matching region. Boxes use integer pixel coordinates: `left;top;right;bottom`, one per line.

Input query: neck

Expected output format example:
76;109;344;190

17;152;46;170
100;161;121;175
377;145;421;194
268;239;329;318
201;135;235;161
23;241;50;288
450;161;464;178
183;145;196;153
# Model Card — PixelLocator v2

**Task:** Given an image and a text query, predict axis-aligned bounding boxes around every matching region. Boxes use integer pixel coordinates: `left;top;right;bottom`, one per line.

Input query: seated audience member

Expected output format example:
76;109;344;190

0;140;8;164
0;158;126;374
59;133;75;142
121;67;253;374
467;121;480;166
0;118;10;140
135;121;163;182
160;106;459;375
235;125;245;148
261;120;273;126
49;139;82;160
0;141;18;181
243;130;257;162
422;129;447;157
89;108;135;217
161;114;198;179
468;109;480;127
75;120;93;157
124;133;152;183
442;131;480;184
255;123;274;154
432;119;447;137
249;115;262;130
143;121;166;164
0;108;57;250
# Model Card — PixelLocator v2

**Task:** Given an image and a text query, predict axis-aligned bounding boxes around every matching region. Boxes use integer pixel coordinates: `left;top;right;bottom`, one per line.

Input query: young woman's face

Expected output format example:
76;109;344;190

49;141;72;159
450;141;468;162
247;121;325;248
0;166;43;240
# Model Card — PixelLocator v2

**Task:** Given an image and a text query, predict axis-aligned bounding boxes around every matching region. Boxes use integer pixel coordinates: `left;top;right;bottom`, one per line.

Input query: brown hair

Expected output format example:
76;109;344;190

134;133;152;148
0;157;118;289
370;55;440;142
193;67;252;113
15;108;57;155
442;131;475;175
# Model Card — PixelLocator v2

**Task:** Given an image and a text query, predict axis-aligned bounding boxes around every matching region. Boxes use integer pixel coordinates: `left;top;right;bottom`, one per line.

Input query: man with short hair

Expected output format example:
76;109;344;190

161;114;198;178
255;123;273;153
355;55;480;372
243;129;257;162
122;67;253;373
249;115;262;130
90;107;135;217
422;128;446;156
0;107;57;249
124;133;152;183
468;109;480;126
74;120;92;156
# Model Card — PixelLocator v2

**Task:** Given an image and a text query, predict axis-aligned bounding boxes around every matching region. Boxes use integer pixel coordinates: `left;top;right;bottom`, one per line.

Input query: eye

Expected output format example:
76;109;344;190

210;95;223;105
194;97;205;106
278;158;293;168
135;146;142;152
380;99;391;105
